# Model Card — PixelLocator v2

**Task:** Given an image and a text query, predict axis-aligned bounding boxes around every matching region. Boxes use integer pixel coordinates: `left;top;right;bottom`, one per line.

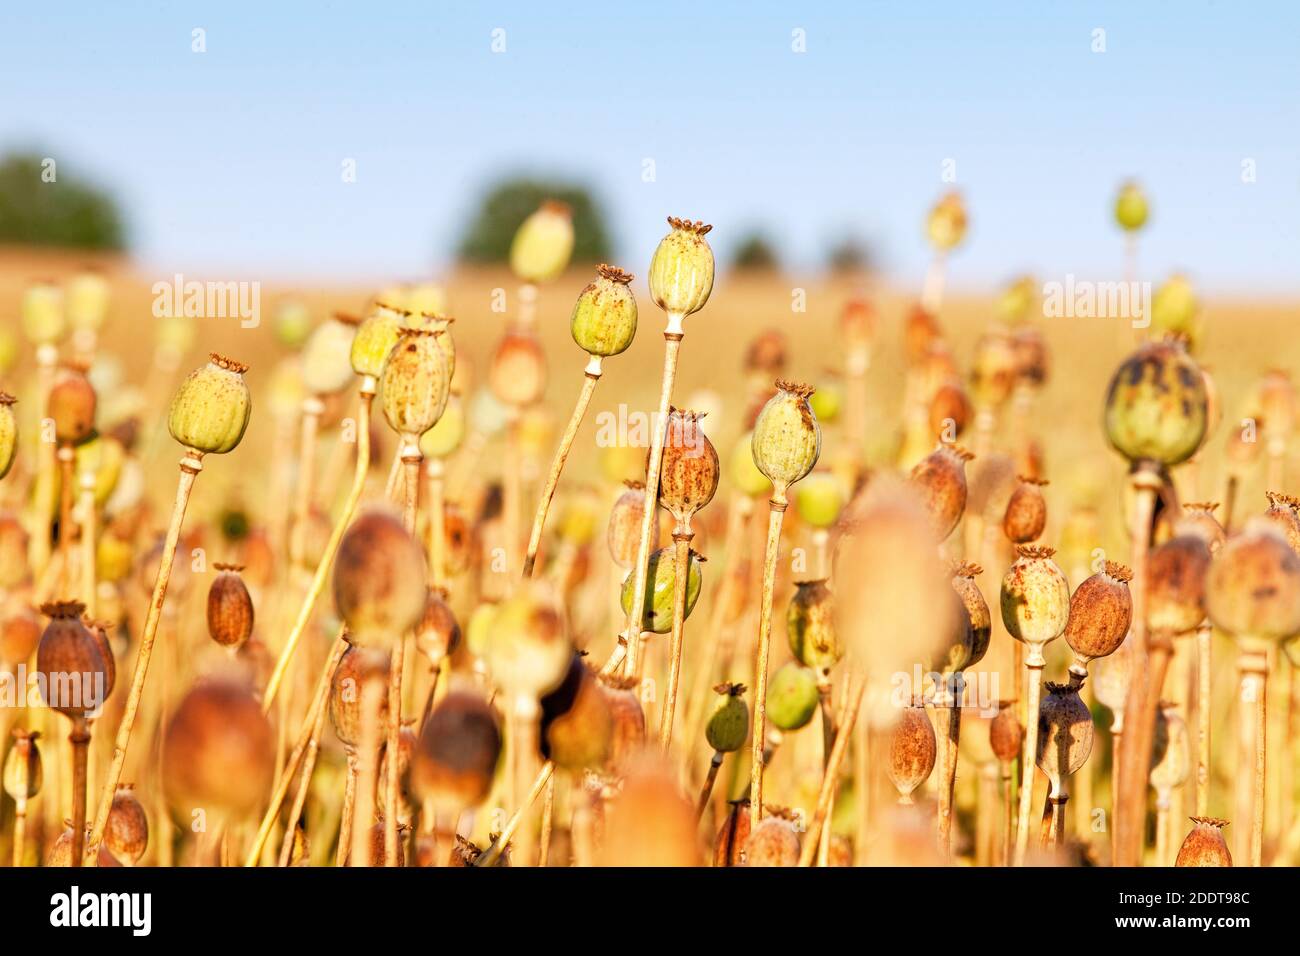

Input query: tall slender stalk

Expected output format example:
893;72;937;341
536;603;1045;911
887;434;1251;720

56;447;75;592
658;529;694;751
1196;622;1212;816
935;673;963;859
69;716;90;867
475;760;554;867
749;486;788;830
1236;641;1268;866
798;673;865;866
425;459;447;588
385;445;421;866
1013;660;1043;865
77;469;96;614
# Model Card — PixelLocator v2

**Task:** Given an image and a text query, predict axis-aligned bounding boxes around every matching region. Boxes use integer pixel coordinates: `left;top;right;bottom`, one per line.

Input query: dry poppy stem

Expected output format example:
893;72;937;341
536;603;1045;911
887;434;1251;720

289;396;325;571
624;326;684;678
976;761;998;865
12;794;28;867
1041;793;1068;848
537;773;556;867
262;384;374;713
349;677;386;867
278;689;333;867
522;358;602;578
1236;642;1268;867
418;658;444;733
503;408;523;579
77;470;96;614
1155;791;1171;865
69;716;90;867
335;752;358;867
475;759;555;868
1013;654;1044;866
1110;713;1124;863
425;459;447;588
798;672;865;866
749;487;789;830
85;450;203;864
56;447;75;593
935;673;963;859
658;528;694;752
696;751;725;821
1122;633;1174;863
1196;622;1212;816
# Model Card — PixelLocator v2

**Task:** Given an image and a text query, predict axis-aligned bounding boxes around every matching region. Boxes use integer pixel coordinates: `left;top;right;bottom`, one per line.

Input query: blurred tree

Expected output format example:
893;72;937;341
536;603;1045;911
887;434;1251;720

827;236;875;276
457;177;611;265
0;152;126;250
731;231;780;271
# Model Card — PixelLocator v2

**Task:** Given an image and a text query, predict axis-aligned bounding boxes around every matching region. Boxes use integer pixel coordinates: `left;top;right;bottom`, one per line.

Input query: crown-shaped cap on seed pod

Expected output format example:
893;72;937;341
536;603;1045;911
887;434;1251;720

1175;817;1232;867
752;381;821;490
167;354;252;454
510;201;575;284
648;216;715;318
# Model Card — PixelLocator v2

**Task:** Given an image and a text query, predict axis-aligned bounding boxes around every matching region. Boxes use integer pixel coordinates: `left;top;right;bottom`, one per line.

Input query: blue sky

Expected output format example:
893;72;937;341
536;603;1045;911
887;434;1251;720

1;1;1296;293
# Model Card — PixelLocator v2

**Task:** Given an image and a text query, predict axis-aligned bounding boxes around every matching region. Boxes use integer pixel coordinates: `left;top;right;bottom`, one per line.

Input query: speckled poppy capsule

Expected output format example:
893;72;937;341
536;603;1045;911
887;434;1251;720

648;217;715;320
910;444;974;541
48;364;96;446
1103;338;1208;467
206;563;254;650
705;682;749;753
414;587;460;665
620;546;703;634
332;509;429;650
888;700;937;803
413;690;503;812
656;408;719;527
607;480;656;569
751;380;821;492
104;783;149;865
1063;561;1133;679
509;200;575;284
1206;518;1300;642
1263;492;1300;555
539;653;614;771
2;728;42;801
988;700;1023;764
1035;682;1094;795
0;392;18;480
744;810;801;867
950;562;992;669
1003;475;1049;544
766;661;819;732
1000;546;1070;663
1147;534;1210;638
167;354;251;455
482;580;571;700
571;264;637;358
786;579;841;671
380;327;450;442
36;602;108;718
488;328;547;408
1175;817;1232;867
349;303;404;382
328;642;390;750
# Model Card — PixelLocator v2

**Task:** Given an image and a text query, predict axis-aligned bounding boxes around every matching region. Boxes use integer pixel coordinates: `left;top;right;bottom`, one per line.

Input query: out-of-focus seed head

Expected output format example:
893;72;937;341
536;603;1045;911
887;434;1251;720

556;486;602;547
333;509;428;650
162;678;275;820
888;701;937;802
808;380;843;425
0;392;17;479
414;587;460;665
350;304;404;379
1064;561;1133;674
83;617;116;699
328;643;390;749
729;431;772;498
0;607;40;665
950;562;992;669
1147;534;1210;638
1000;546;1070;653
3;728;42;800
657;409;719;525
705;682;749;753
910;444;973;540
301;314;358;395
469;386;511;439
483;580;571;700
167;354;251;455
597;757;700;866
751;381;821;490
206;563;254;649
47;822;121;867
989;700;1023;764
510;201;575;284
570;264;637;357
598;674;647;775
74;433;125;507
1263;492;1300;555
36;602;108;719
413;690;503;812
744;811;801;867
1035;683;1094;794
418;394;465;460
904;305;942;367
926;190;968;251
1103;339;1208;467
766;662;819;732
1150;701;1190;791
488;328;547;408
22;281;64;345
929;379;972;440
1002;475;1048;544
48;364;97;446
380;328;450;440
1175;817;1232;867
714;799;751;867
272;299;312;349
607;481;656;569
1206;518;1300;642
65;270;107;332
1114;180;1149;232
620;546;703;634
539;654;614;771
840;298;876;352
795;471;846;529
1151;274;1200;348
648;217;715;318
1091;636;1134;715
1176;501;1226;553
786;579;841;671
105;783;149;865
0;514;29;588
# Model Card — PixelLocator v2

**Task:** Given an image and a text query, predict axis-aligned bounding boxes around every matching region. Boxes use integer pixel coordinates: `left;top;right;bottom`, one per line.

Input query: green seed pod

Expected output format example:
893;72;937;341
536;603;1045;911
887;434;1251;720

1114;180;1149;232
657;408;719;526
1175;817;1232;867
272;300;312;349
48;365;97;446
1151;274;1200;349
1035;682;1094;795
381;328;450;441
483;580;571;700
648;217;715;319
74;434;125;507
0;392;17;480
510;201;575;284
751;380;821;490
766;662;819;732
3;728;42;801
795;471;846;529
705;682;749;753
950;561;992;669
729;431;772;497
619;546;703;634
167;354;251;455
539;653;614;771
926;190;967;251
413;690;503;812
207;562;254;649
1104;338;1207;467
1206;518;1300;642
488;328;547;408
1000;545;1070;656
571;264;637;357
301;314;358;395
21;281;63;346
808;381;843;424
350;303;404;380
786;579;840;671
888;701;937;802
333;509;429;650
910;444;973;541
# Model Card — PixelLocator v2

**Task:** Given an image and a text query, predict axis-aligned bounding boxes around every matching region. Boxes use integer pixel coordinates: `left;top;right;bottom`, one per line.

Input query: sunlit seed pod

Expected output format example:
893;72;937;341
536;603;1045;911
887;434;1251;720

929;379;972;439
648;217;715;317
926;190;967;251
1151;274;1200;348
714;799;752;867
74;434;125;507
1000;546;1070;650
405;312;457;386
840;297;877;352
1150;702;1189;791
0;513;29;588
1002;475;1048;543
1103;338;1208;467
1205;518;1300;642
570;264;637;357
786;579;840;671
418;394;465;460
607;481;655;569
162;678;275;820
995;275;1037;325
509;201;575;284
65;269;108;333
36;602;108;718
105;783;148;865
272;300;312;349
332;509;428;650
904;305;941;367
1063;561;1133;674
380;328;450;440
205;563;254;650
950;562;992;669
744;811;801;867
766;661;820;732
705;682;750;753
378;720;419;807
808;380;843;424
329;643;390;750
1091;636;1134;714
539;654;614;771
488;328;547;408
1147;534;1210;638
1012;326;1050;388
3;728;42;800
1114;180;1149;232
1263;492;1300;555
482;580;571;700
988;700;1023;764
795;471;846;529
751;380;821;489
888;701;937;801
1175;817;1232;867
414;587;460;665
657;408;719;525
1035;682;1094;793
301;315;358;395
1176;502;1226;554
0;607;40;666
349;304;404;379
729;431;772;498
598;675;647;774
619;546;703;634
47;823;120;867
355;819;409;868
83;618;116;699
22;281;64;345
0;392;17;479
909;444;973;541
48;365;97;446
556;486;602;547
167;354;251;455
597;757;700;866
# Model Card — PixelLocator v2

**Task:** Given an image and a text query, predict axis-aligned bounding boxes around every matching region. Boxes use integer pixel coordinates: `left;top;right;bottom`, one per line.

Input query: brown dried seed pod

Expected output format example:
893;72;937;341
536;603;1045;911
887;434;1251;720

714;798;751;867
1174;817;1232;867
656;408;720;526
950;562;992;670
47;365;97;446
744;811;801;867
607;481;658;570
539;653;614;772
0;513;30;589
599;674;646;775
1035;682;1094;795
989;700;1023;763
3;728;42;800
36;602;108;718
596;759;699;866
104;783;149;865
1176;502;1226;554
745;329;788;378
414;586;461;665
333;509;429;650
888;701;937;802
905;305;942;367
786;578;841;671
909;444;973;541
1147;534;1211;638
47;821;120;867
206;563;254;649
1263;492;1300;556
488;328;547;408
1063;561;1133;677
1002;475;1049;544
1205;518;1300;642
82;618;116;699
0;608;41;667
412;691;503;813
329;643;391;750
928;379;972;440
1000;546;1070;654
